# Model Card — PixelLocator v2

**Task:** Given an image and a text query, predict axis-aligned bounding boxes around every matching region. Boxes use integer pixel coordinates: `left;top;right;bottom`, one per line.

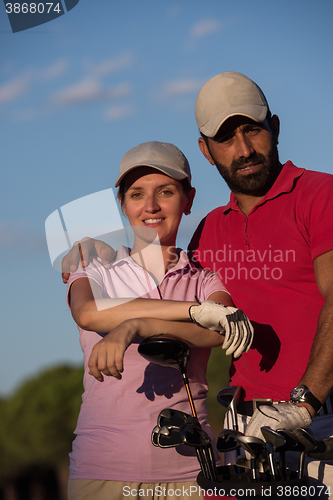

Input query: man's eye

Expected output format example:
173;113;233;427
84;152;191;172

246;127;260;135
216;134;233;143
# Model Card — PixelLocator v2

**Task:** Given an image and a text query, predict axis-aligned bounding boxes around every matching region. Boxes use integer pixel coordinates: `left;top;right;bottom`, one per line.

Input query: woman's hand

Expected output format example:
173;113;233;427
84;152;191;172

189;300;254;357
88;319;141;381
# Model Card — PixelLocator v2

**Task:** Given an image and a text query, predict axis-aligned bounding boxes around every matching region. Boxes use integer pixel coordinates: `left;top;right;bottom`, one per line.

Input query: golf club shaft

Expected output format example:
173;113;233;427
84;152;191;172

298;451;305;479
182;374;197;418
267;450;278;481
195;447;210;480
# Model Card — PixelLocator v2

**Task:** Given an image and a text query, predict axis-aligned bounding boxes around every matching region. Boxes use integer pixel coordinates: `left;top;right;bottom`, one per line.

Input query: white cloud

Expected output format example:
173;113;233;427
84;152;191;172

84;52;135;79
0;75;31;105
0;222;46;252
40;59;69;81
158;78;204;100
103;104;136;121
190;19;221;39
52;80;132;106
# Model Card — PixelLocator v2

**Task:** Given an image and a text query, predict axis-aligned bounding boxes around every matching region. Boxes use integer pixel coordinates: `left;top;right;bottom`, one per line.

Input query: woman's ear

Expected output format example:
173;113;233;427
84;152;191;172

184;187;196;214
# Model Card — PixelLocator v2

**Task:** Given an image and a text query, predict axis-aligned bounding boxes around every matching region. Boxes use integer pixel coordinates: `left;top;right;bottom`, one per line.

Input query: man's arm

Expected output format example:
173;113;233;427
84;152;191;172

297;249;333;414
245;249;333;441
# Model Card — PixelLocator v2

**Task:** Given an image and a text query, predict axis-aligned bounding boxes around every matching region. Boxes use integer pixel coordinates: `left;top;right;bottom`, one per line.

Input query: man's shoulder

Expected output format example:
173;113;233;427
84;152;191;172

204;204;228;221
295;166;333;194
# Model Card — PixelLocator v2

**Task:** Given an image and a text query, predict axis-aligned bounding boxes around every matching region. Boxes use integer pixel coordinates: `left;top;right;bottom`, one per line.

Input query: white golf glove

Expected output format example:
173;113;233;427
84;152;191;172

245;402;312;441
189;300;254;358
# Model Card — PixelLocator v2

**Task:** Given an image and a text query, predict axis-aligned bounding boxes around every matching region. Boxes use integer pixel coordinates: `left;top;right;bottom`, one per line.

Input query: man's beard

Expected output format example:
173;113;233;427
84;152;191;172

212;143;281;196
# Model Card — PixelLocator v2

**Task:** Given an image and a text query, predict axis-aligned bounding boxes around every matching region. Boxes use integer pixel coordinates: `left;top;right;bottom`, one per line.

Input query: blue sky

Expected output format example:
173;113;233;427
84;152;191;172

1;1;333;396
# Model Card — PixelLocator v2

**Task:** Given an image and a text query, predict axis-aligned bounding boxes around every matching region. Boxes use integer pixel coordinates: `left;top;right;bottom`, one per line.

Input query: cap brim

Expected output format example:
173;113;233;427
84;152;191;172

201;104;268;138
115;163;189;187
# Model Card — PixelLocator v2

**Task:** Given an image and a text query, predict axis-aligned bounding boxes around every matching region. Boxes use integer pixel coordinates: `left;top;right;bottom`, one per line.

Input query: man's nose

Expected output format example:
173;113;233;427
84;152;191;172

235;133;254;158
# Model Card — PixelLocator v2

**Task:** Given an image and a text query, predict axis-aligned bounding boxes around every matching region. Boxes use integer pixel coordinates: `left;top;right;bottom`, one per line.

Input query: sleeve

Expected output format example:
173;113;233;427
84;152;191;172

66;258;105;309
199;269;230;302
300;174;333;261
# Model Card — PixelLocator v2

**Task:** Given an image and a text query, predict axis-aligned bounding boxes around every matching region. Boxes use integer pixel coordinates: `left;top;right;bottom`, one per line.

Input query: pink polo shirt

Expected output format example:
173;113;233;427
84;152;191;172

67;246;228;481
189;162;333;402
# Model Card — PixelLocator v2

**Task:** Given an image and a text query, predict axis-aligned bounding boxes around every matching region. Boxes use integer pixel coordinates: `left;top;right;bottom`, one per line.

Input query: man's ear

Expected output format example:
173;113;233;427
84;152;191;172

270;115;280;145
198;137;215;165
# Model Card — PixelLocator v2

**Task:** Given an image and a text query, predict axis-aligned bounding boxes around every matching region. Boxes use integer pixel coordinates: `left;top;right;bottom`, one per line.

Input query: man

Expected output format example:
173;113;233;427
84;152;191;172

189;71;333;492
61;72;333;492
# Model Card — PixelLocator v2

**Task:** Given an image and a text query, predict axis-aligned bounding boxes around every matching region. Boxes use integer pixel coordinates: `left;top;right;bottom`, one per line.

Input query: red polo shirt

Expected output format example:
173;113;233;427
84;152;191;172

189;161;333;401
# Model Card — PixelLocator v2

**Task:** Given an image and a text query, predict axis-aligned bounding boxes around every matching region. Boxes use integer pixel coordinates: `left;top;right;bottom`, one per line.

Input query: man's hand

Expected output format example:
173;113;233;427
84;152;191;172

189;300;254;357
245;402;312;441
62;237;116;284
88;319;139;381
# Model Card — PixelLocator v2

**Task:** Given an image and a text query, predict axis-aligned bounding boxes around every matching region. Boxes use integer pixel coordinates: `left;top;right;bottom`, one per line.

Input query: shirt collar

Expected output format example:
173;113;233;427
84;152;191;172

114;245;190;275
223;161;305;214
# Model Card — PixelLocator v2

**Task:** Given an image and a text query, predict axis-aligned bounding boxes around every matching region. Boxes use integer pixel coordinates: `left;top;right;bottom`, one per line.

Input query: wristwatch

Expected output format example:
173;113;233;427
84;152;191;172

290;385;322;414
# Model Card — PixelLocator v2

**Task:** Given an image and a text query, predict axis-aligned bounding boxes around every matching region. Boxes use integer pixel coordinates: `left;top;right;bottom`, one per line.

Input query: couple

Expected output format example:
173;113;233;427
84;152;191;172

64;72;333;499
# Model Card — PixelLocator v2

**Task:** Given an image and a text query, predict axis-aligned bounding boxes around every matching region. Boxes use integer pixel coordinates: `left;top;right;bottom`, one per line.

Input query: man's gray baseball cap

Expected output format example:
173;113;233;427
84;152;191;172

195;72;269;138
115;141;192;187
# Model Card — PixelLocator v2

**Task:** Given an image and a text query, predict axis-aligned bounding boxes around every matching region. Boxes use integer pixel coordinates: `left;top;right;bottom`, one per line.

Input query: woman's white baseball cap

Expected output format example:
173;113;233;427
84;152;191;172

115;141;192;187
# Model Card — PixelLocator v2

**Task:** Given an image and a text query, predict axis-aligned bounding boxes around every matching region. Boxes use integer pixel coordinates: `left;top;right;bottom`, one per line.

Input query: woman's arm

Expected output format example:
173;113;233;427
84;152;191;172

88;292;230;382
69;277;233;333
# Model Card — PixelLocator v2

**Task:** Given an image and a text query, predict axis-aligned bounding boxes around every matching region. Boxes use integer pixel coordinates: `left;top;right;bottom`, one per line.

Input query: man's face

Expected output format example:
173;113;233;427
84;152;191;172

201;116;280;196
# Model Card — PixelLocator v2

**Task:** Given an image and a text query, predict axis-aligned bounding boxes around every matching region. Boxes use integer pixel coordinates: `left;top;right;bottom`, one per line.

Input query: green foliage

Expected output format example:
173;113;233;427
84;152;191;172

206;347;231;436
0;354;231;484
0;364;84;479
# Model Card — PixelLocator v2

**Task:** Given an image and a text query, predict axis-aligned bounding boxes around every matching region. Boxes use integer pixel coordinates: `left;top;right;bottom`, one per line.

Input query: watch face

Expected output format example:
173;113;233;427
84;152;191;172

291;386;305;399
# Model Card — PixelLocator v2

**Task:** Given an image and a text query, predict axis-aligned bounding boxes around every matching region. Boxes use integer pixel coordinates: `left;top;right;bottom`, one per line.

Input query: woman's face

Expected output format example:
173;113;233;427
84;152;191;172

121;167;195;247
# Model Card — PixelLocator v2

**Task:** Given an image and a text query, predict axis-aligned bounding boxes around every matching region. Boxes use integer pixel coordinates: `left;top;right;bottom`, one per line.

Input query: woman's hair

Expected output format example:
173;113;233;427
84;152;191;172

117;175;193;207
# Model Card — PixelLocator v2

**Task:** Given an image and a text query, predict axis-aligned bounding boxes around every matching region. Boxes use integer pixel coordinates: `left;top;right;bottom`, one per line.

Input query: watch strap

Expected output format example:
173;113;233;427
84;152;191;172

290;385;322;413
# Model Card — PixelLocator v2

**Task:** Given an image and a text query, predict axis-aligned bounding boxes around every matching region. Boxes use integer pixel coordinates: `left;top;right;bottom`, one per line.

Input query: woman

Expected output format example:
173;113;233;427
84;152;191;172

66;141;252;500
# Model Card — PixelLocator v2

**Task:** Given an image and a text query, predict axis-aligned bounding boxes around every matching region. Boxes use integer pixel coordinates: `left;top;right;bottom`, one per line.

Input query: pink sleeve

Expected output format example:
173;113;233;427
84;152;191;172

66;259;104;309
201;270;230;301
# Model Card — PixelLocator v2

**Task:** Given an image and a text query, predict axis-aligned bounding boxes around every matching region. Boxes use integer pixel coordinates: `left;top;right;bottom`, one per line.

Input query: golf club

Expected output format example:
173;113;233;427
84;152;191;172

152;422;208;478
179;424;218;482
307;436;333;460
292;427;318;479
236;435;266;482
261;426;286;481
157;408;201;429
276;428;299;480
216;429;244;453
156;425;184;448
217;386;241;431
152;425;160;447
138;335;197;418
